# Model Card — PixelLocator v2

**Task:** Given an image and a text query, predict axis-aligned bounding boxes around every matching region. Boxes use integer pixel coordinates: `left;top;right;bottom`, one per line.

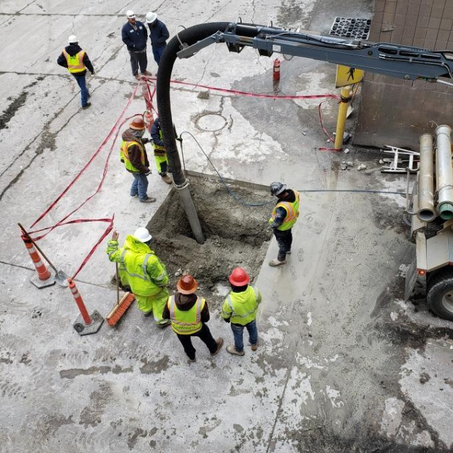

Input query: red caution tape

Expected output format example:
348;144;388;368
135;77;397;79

318;100;341;152
27;83;142;278
168;77;339;100
26;76;340;278
30;83;140;230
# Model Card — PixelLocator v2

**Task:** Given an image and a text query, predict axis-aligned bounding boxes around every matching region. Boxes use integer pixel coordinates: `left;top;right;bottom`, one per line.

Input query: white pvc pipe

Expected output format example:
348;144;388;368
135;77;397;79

435;125;453;220
417;133;436;222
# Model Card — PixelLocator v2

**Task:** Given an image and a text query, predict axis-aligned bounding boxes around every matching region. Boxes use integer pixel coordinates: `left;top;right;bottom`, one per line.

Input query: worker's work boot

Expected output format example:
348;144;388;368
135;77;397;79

226;345;245;356
143;310;153;318
268;259;286;267
211;338;224;356
188;356;196;363
157;320;171;329
161;174;172;185
134;74;140;80
141;70;152;76
82;102;91;110
140;197;157;203
251;342;259;351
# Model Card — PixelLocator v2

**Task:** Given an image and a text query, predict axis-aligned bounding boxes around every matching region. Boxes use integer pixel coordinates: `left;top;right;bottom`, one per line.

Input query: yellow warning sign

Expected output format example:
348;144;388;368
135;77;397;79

335;65;364;88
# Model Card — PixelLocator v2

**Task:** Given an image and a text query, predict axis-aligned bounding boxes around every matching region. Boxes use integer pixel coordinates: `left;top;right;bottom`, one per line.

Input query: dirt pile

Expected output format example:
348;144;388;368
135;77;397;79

147;175;273;305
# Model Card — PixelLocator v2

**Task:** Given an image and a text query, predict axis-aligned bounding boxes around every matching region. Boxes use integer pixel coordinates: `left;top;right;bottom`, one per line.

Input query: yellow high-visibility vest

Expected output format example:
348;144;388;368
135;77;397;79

269;190;300;231
62;50;86;74
167;296;205;335
120;140;145;173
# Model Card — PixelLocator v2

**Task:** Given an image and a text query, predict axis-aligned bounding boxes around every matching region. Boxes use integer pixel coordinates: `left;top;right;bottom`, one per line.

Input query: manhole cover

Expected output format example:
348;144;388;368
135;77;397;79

196;113;227;132
329;17;371;40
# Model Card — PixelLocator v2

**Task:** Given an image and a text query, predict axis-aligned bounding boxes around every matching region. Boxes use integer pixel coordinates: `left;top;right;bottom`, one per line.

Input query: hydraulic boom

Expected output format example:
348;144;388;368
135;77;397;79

177;22;453;85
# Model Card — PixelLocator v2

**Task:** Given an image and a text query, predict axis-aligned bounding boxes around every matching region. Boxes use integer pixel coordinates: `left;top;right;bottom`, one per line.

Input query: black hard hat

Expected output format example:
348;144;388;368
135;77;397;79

270;181;287;196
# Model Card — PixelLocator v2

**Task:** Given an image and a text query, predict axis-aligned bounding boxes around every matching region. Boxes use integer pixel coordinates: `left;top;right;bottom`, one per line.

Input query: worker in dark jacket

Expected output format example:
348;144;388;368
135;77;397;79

121;10;151;79
57;35;94;109
120;116;156;203
150;116;172;184
145;12;170;65
268;182;300;266
162;274;224;362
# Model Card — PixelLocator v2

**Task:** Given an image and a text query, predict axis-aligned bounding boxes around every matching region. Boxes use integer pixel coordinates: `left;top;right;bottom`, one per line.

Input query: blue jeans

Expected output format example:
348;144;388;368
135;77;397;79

130;173;148;200
152;46;166;65
231;320;258;352
74;74;89;107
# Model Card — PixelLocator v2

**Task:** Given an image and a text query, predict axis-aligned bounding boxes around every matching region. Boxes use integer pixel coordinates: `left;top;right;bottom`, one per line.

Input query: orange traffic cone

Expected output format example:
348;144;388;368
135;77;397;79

21;235;55;289
67;278;104;336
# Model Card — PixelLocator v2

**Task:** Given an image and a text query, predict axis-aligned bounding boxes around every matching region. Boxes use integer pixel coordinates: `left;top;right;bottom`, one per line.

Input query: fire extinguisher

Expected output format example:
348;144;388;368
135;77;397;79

273;58;281;82
143;110;154;134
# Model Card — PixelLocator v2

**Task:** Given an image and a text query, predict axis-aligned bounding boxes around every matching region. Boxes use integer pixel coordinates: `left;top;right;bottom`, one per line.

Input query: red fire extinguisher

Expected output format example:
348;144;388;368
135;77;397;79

273;58;281;82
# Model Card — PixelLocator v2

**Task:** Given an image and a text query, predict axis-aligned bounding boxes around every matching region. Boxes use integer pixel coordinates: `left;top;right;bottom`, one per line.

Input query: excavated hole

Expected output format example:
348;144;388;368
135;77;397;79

147;176;272;305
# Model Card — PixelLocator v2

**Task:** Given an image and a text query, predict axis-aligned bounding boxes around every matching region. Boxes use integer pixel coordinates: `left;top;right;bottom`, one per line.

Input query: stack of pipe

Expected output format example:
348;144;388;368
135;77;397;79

417;125;453;222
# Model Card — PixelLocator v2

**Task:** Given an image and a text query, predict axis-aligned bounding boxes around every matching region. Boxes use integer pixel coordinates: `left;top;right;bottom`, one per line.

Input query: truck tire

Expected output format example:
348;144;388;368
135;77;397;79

427;268;453;321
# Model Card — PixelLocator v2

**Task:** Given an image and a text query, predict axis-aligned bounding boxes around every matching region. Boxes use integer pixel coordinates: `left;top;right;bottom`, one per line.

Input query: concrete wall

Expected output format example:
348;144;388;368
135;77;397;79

355;0;453;149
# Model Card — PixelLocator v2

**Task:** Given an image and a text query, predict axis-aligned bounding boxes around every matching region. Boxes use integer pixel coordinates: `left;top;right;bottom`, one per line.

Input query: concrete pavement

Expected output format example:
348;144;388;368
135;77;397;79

1;0;452;452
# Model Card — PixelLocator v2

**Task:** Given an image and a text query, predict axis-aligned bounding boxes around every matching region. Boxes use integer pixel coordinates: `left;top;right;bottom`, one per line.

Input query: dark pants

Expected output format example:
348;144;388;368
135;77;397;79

176;324;217;360
274;228;293;261
129;50;148;75
74;74;89;107
152;45;166;65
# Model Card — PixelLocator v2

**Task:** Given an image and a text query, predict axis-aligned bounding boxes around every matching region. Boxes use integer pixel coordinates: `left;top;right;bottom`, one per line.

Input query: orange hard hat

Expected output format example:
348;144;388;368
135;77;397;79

130;116;145;130
177;274;198;295
229;267;250;286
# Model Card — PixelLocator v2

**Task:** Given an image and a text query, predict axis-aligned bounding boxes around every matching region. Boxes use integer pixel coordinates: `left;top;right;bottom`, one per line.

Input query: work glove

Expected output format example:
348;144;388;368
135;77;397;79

144;169;152;176
223;317;231;323
142;137;150;145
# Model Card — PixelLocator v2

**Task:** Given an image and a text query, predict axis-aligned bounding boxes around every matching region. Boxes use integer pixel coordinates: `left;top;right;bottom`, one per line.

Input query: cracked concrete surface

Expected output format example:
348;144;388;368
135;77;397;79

1;0;453;452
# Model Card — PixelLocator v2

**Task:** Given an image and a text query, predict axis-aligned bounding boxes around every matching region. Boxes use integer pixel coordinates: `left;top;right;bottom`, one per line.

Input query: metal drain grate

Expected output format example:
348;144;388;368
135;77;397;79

329;17;371;40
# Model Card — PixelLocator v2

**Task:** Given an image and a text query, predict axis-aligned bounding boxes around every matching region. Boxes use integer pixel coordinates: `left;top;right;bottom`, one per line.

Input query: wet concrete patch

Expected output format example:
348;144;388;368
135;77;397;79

139;356;170;374
59;365;133;379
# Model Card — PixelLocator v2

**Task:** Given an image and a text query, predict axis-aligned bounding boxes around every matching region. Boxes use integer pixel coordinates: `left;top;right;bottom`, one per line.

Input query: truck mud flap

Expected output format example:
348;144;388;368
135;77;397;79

404;259;417;301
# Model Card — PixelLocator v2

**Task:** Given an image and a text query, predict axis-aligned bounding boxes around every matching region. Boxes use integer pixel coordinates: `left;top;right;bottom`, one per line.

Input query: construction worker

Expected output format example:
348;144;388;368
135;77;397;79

106;228;170;327
162;274;224;362
150;116;172;184
57;35;94;109
145;12;170;66
120;116;156;203
222;268;262;356
121;10;151;80
268;182;300;266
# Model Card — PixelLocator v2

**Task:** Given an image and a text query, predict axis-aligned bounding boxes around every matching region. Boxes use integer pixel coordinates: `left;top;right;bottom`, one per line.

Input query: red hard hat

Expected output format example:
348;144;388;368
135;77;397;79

177;274;198;295
229;267;250;286
130;116;145;130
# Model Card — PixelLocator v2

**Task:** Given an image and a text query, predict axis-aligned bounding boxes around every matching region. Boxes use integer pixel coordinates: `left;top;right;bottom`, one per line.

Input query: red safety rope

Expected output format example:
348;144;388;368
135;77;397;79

26;76;340;278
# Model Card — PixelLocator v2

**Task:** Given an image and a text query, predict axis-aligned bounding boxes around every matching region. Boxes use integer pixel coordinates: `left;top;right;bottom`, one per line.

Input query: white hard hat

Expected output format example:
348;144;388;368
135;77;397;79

68;35;78;44
146;12;157;23
134;227;152;243
126;10;136;18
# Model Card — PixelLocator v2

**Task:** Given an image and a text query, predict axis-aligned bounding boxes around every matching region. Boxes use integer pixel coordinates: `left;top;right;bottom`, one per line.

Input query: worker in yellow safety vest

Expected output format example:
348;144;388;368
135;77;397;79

106;227;171;327
120;116;156;203
162;274;223;362
150;116;172;184
222;267;262;356
268;181;300;267
57;35;94;109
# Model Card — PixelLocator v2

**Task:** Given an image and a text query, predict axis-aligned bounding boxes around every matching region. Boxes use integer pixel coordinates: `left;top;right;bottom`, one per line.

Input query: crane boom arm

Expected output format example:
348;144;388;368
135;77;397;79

177;22;453;83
